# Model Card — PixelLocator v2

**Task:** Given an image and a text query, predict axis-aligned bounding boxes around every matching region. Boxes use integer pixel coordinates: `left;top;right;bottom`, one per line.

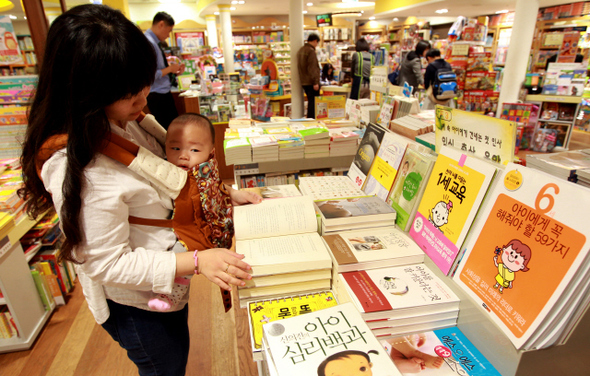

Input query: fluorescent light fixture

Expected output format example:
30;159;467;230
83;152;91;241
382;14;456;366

307;2;313;5
495;10;509;14
369;16;375;20
435;9;448;14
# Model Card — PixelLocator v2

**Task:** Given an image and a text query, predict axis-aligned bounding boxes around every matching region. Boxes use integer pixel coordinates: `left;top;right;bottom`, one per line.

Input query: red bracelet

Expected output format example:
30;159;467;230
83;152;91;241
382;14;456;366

193;249;199;275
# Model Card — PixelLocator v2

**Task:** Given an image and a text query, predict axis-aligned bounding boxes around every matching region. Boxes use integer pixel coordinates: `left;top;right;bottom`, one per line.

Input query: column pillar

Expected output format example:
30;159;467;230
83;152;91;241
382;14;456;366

219;4;234;74
205;14;218;48
289;0;304;118
496;0;539;117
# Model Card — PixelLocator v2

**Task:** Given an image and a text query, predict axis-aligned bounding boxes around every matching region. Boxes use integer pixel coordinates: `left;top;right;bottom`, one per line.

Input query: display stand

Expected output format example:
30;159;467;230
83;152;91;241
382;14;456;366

0;214;53;353
525;94;582;150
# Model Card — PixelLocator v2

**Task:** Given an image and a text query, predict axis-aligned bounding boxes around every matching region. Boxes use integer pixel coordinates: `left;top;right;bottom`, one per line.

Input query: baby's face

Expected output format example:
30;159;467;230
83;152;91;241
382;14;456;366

166;123;214;170
432;202;449;227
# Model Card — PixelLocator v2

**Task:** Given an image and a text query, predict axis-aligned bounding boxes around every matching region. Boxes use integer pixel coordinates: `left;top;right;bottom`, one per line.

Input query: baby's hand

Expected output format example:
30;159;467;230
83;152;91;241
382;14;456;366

197;248;252;291
228;188;263;206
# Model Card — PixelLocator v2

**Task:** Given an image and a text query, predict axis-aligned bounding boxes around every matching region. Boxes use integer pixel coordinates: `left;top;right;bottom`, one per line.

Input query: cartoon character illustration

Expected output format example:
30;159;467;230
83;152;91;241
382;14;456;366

493;239;532;293
429;200;452;232
317;350;379;376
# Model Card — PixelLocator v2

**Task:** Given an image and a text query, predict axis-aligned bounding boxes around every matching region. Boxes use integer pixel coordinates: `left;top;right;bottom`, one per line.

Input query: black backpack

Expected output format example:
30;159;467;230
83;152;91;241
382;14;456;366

432;66;457;100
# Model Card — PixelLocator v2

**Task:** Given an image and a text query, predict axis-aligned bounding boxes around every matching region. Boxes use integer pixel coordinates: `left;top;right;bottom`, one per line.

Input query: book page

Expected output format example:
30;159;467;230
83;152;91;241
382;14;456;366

234;196;317;240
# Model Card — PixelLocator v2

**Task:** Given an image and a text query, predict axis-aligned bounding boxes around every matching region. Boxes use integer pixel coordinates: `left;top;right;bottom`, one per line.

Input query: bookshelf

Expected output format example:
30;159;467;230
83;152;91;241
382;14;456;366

525;94;582;149
0;214;54;353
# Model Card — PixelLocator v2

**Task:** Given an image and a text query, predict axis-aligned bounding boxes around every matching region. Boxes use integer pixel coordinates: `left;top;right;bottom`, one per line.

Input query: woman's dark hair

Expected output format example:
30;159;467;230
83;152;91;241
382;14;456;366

19;4;156;264
355;38;370;52
321;63;334;81
415;40;431;57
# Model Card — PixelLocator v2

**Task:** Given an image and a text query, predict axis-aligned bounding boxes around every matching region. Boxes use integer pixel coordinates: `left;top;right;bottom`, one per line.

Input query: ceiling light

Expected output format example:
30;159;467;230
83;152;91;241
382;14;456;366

8;14;16;19
307;2;313;5
435;9;448;14
238;0;245;3
369;16;375;20
495;10;509;14
303;10;308;14
393;18;399;21
158;0;180;3
252;26;255;29
231;0;238;3
230;6;236;10
333;11;362;18
214;11;219;15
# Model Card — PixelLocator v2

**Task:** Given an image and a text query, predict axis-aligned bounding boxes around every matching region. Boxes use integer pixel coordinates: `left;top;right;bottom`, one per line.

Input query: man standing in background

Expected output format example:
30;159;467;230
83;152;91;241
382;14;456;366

297;34;321;119
145;12;185;129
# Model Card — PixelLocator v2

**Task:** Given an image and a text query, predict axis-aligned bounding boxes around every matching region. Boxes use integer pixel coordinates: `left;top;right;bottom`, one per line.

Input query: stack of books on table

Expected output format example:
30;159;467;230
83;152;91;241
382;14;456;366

525;149;590;183
261;302;402;376
577;168;590;187
328;127;360;156
333;262;460;339
250;135;279;162
276;133;304;160
389;115;433;139
316;196;397;234
223;138;252;165
296;124;330;159
234;196;333;308
228;118;253;129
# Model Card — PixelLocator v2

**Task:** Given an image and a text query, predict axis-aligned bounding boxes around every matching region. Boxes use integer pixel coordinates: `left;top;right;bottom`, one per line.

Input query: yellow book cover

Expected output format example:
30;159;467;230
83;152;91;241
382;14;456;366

248;291;337;350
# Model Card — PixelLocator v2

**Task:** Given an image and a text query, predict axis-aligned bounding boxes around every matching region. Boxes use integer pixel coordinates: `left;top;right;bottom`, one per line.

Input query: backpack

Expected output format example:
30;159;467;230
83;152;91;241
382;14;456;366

388;69;399;85
432;66;457;100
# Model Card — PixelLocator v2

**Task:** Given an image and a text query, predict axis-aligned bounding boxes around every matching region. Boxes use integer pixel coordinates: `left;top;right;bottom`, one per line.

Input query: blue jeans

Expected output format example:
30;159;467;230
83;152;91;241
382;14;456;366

101;299;190;376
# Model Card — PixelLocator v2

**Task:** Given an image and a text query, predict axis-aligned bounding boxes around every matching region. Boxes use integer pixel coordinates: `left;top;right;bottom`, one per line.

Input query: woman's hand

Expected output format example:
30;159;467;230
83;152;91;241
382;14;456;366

197;248;252;291
226;185;263;206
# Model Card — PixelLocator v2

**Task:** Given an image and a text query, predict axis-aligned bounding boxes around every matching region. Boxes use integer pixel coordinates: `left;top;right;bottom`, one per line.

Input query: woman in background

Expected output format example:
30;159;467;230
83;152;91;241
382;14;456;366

350;38;373;100
321;63;338;85
398;40;431;92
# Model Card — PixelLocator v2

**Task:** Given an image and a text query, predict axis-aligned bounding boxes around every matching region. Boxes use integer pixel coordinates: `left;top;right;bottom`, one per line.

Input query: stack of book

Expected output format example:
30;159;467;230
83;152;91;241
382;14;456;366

0;306;18;338
328;127;360;156
234;196;333;308
389;115;433;139
526;149;590;183
297;125;330;159
276;133;304;160
577;168;590;187
262;302;402;376
316;196;397;234
223;138;252;165
333;263;460;339
228;118;253;129
250;135;279;162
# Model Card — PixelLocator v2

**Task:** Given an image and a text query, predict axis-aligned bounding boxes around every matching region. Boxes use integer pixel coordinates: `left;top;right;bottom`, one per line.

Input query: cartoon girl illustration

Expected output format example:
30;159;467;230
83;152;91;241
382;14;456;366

493;239;532;293
317;350;379;376
429;200;452;232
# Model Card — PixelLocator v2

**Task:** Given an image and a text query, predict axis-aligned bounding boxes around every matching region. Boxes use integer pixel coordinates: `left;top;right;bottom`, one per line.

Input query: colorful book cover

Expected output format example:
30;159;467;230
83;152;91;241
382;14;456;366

347;122;387;189
409;146;497;275
453;163;590;349
387;147;437;232
363;132;411;201
248;291;337;350
381;327;501;375
262;302;402;376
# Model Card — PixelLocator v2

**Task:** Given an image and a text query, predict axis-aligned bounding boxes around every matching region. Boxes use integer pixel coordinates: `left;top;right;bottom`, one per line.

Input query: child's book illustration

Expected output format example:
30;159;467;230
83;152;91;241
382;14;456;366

387;146;437;232
381;327;502;375
453;163;590;350
409;146;497;275
262;302;403;376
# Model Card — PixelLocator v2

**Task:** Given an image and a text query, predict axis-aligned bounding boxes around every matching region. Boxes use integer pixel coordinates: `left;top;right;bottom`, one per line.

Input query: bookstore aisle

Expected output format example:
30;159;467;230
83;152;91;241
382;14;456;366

0;274;260;376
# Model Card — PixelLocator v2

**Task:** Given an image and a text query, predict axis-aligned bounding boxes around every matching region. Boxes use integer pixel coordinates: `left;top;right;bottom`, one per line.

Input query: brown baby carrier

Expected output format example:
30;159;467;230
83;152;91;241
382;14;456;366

36;113;235;312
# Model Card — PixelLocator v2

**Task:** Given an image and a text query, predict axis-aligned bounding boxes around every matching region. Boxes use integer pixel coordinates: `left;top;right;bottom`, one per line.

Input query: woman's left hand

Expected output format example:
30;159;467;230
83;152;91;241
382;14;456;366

227;185;263;206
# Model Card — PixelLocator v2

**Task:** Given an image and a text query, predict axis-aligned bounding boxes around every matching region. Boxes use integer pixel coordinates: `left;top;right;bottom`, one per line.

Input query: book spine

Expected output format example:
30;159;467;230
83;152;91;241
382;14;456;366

30;270;53;311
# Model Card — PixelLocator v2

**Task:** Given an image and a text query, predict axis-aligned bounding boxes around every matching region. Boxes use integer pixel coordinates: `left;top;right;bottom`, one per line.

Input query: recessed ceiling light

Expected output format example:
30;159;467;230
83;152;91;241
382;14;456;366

307;2;313;5
495;10;509;14
8;15;16;19
238;0;245;3
231;0;238;3
303;10;308;14
252;26;255;29
230;6;236;10
435;9;448;14
393;18;398;21
369;16;375;20
214;11;219;15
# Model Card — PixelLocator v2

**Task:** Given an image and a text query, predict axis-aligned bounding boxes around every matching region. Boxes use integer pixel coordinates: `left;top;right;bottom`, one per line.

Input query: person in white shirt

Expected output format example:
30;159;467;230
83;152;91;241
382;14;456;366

19;5;258;376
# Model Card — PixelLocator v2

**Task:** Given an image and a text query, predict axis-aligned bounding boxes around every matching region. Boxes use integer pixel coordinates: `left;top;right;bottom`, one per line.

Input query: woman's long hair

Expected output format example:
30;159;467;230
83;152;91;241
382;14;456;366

19;4;156;263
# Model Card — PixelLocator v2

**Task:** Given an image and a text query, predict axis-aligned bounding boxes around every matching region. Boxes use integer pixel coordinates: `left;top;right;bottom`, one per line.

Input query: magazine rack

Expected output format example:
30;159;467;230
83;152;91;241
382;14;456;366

424;257;590;375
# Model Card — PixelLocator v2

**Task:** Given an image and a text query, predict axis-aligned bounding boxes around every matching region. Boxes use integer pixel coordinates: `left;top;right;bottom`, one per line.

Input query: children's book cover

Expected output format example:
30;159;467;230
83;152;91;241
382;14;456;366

347;122;387;189
387;146;437;232
262;302;402;376
409;146;497;275
453;163;590;349
363;132;411;201
380;327;501;375
248;291;337;350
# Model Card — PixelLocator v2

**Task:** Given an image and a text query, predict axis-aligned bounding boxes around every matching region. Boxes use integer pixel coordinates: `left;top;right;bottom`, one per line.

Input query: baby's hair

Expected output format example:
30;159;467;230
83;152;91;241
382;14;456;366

168;113;215;144
317;350;378;376
503;239;533;271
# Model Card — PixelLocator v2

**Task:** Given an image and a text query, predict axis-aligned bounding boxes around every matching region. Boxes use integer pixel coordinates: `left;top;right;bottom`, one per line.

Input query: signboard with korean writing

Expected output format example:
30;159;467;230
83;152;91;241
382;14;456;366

316;14;332;27
435;106;516;165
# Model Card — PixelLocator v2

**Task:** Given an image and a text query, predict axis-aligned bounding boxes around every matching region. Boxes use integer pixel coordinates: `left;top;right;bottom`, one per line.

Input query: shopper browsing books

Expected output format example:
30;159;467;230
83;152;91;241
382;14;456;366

20;5;259;375
398;40;431;92
423;48;455;109
350;38;373;100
